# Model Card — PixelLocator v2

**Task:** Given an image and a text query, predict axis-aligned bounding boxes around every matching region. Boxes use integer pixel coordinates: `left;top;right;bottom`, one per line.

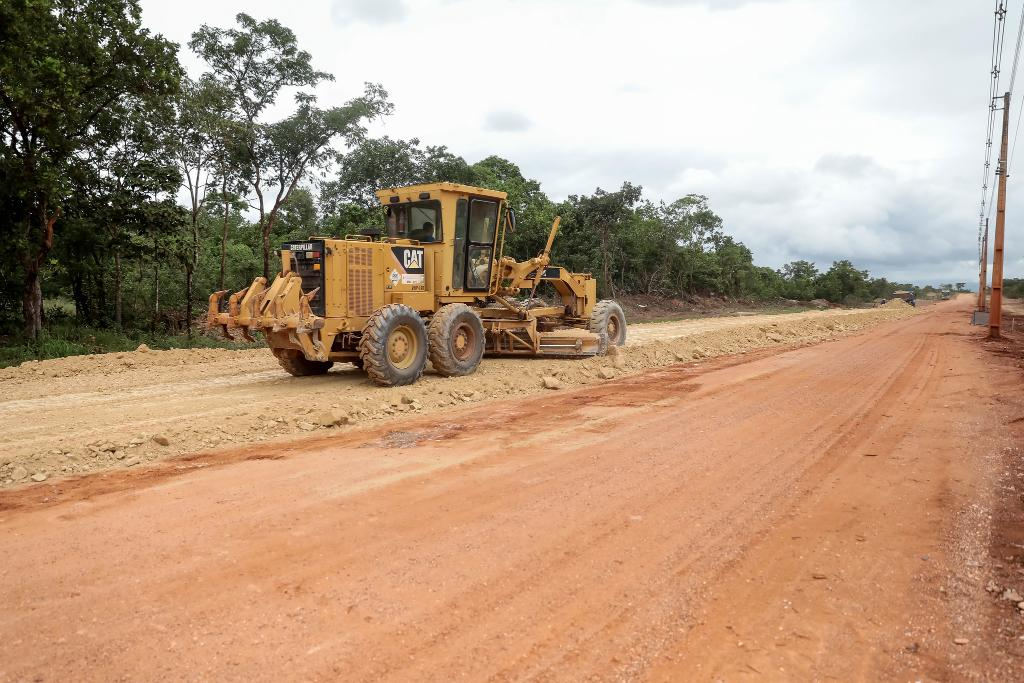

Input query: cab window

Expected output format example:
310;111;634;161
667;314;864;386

463;199;498;291
468;200;498;243
385;201;441;242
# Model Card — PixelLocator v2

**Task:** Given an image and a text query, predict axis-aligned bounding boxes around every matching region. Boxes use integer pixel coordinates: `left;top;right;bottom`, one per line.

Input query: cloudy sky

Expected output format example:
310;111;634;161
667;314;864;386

138;0;1018;285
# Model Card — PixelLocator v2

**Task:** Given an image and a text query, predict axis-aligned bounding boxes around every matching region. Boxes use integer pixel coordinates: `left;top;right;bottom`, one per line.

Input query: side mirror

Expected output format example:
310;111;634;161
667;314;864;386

507;208;517;233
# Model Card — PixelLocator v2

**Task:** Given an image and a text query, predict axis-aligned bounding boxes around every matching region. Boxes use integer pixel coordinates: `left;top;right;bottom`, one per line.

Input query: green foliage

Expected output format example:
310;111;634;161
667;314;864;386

0;0;181;337
1004;278;1024;298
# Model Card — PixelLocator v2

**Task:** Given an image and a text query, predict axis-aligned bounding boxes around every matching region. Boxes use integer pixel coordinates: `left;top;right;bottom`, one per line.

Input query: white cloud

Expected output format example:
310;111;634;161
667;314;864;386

483;110;534;132
138;0;1013;284
632;0;772;9
331;0;408;25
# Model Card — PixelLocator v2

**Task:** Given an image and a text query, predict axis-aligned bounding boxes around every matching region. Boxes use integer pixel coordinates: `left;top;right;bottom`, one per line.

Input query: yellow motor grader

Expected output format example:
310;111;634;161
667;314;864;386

208;182;626;386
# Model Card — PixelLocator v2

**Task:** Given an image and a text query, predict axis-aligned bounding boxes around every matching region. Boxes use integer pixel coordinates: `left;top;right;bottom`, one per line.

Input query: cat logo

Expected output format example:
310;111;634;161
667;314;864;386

390;246;426;284
403;249;423;270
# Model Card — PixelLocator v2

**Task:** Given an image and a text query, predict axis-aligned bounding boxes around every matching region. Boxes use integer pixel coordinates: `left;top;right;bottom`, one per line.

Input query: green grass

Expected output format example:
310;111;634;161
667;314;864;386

0;320;262;368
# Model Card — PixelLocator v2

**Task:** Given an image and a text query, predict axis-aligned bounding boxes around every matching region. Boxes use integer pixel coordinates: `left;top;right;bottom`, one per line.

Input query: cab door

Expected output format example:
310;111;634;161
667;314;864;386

453;198;499;292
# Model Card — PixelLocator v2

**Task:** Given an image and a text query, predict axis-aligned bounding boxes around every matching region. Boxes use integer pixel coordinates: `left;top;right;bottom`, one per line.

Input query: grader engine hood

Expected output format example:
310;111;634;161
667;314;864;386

284;240;326;315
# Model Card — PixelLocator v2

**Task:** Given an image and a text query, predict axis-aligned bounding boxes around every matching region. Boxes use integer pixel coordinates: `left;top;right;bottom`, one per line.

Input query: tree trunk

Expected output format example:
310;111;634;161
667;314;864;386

219;177;229;291
22;270;43;339
114;248;123;328
187;218;199;338
262;210;279;280
21;201;58;339
599;224;614;299
72;273;87;322
185;264;194;339
262;223;271;280
153;236;160;330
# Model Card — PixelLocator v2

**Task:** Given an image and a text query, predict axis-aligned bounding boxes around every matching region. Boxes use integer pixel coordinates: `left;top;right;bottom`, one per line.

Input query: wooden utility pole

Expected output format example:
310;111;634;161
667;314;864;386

990;91;1010;338
978;218;989;311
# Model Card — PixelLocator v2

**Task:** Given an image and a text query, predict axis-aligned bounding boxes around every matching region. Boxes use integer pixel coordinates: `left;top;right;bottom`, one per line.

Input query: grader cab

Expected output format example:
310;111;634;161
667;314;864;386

208;182;626;386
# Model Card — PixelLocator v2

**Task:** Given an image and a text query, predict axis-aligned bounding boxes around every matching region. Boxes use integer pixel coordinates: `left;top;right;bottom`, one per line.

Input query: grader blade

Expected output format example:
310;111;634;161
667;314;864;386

536;329;607;358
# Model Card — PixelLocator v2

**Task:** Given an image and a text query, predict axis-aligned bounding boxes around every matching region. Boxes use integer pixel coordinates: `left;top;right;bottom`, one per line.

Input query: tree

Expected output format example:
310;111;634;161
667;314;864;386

0;0;180;337
470;156;555;261
171;75;233;334
248;89;390;275
96;106;181;327
815;260;869;304
324;136;425;210
560;183;643;297
780;260;819;300
658;195;726;295
191;14;391;277
320;137;476;236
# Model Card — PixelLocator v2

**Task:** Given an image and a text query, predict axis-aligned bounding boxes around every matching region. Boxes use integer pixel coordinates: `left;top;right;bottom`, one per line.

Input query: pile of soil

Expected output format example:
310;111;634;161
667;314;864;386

0;305;922;487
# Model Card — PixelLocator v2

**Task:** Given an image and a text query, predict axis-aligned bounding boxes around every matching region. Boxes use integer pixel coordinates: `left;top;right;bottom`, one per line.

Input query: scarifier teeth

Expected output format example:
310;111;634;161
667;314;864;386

207;290;228;316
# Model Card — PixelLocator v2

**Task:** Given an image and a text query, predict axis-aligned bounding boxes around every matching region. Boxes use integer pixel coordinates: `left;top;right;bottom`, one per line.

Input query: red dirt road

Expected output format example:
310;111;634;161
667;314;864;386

1;298;1022;681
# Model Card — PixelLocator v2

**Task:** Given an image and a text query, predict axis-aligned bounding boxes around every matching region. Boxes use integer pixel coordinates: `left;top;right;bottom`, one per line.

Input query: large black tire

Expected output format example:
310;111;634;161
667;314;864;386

359;304;429;386
428;304;485;377
589;299;627;347
276;349;334;376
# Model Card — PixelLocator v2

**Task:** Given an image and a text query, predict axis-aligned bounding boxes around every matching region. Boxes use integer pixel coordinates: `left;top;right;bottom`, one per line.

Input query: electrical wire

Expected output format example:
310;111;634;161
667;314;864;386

979;1;1009;263
1007;1;1024;179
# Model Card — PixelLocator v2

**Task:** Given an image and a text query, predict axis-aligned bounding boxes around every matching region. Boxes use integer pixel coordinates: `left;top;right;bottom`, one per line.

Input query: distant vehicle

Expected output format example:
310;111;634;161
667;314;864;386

891;290;916;307
940;290;952;300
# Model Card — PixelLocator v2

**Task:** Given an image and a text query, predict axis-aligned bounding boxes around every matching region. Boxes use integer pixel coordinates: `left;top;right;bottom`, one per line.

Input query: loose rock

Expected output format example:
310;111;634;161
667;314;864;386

542;376;563;390
30;472;47;482
598;367;616;380
316;411;349;427
152;435;171;447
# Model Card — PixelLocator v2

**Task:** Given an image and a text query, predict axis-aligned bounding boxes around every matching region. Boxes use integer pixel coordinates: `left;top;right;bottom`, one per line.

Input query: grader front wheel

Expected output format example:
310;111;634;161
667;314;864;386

589;299;627;347
359;304;429;386
428;304;485;377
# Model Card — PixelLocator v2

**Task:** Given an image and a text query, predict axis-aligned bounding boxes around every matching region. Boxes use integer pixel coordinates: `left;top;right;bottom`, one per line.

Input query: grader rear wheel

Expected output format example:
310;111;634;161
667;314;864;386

359;303;429;386
276;349;334;376
428;304;485;377
589;299;627;347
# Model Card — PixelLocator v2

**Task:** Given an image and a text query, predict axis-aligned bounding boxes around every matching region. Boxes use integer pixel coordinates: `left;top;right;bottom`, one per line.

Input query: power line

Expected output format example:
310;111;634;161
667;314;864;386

1008;1;1024;93
979;2;1009;262
1007;2;1024;177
